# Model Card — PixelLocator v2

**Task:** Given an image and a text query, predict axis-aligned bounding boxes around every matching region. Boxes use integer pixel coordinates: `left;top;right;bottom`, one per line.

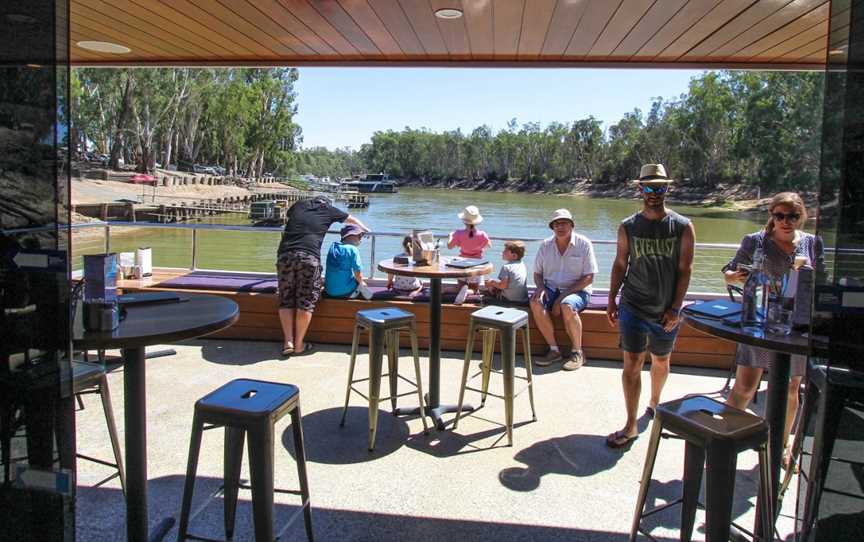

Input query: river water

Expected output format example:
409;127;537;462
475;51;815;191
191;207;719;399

88;187;773;294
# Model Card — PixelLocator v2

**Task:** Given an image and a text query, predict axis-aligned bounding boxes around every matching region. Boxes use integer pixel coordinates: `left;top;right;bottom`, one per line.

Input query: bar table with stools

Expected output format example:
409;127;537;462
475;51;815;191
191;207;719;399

177;378;313;542
682;308;809;537
73;293;239;542
453;305;537;446
340;307;429;451
630;395;774;542
379;257;493;429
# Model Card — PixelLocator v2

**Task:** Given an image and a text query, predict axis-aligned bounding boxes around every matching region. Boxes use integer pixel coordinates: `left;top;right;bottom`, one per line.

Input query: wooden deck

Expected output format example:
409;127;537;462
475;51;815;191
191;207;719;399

119;269;736;369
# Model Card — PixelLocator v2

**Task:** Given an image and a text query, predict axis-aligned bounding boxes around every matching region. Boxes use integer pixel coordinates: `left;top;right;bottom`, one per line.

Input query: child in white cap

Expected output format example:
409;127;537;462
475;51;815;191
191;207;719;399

447;205;492;304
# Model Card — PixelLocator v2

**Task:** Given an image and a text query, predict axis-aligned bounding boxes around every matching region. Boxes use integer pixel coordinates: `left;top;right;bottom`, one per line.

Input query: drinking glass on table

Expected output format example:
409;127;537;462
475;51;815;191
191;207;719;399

767;300;793;335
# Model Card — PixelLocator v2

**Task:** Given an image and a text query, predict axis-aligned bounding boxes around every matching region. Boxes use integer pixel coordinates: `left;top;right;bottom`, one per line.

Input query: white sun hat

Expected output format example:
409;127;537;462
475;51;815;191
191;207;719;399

548;209;574;229
458;205;483;225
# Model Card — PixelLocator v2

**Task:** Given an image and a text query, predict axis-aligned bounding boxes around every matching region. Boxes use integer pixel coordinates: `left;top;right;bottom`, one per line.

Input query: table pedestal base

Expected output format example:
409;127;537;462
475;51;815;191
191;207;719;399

394;394;475;430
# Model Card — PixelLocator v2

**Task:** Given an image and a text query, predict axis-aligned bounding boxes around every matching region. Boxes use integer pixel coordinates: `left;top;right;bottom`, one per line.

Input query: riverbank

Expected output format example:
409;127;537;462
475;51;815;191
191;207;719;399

397;176;802;212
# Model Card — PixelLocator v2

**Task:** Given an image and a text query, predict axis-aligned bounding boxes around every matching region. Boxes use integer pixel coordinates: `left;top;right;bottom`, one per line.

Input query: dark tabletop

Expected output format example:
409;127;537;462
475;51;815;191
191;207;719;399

683;309;811;356
73;294;239;350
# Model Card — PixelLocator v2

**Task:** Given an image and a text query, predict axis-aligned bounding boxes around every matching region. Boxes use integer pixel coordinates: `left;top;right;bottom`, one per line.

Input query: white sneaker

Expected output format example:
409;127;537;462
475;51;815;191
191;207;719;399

357;283;373;300
454;285;469;305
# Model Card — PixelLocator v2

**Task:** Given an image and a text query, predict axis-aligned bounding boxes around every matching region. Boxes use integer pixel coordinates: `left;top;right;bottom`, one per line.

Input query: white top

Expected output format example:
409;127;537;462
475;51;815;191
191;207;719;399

533;232;599;293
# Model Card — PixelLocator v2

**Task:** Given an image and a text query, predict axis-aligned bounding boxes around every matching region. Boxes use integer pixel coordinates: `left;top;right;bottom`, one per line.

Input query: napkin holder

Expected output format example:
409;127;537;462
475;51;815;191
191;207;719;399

83;253;118;303
136;247;152;277
411;230;436;266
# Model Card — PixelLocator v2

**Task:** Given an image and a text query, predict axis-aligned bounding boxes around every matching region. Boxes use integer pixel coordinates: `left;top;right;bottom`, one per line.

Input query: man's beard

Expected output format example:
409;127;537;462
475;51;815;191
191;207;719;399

645;197;665;208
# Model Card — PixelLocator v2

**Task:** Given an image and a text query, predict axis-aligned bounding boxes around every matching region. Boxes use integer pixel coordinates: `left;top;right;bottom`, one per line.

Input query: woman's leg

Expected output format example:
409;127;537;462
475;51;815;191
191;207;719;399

726;365;764;410
783;376;803;467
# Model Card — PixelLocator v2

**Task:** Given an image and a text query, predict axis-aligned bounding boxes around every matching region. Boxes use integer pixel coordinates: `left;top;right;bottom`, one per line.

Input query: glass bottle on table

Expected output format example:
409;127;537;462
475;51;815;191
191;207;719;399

741;245;767;331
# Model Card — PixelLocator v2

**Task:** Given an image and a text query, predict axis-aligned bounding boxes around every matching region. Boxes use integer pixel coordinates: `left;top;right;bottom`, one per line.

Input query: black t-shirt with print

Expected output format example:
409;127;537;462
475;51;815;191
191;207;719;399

277;199;349;259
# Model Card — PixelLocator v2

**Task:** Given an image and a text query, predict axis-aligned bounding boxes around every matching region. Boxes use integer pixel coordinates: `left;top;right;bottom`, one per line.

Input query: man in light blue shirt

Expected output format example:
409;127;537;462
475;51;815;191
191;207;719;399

325;224;372;299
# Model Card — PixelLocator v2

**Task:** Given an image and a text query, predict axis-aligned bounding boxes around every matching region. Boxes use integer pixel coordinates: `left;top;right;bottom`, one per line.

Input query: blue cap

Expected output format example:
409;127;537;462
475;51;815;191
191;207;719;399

340;224;364;240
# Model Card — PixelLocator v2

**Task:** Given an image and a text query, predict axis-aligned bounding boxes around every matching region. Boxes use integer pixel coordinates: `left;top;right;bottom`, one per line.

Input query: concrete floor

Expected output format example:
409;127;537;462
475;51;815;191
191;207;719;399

74;340;800;541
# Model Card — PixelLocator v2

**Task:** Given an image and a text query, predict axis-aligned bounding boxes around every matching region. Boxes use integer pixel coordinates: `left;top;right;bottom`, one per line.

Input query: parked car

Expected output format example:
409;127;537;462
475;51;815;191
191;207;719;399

177;161;212;174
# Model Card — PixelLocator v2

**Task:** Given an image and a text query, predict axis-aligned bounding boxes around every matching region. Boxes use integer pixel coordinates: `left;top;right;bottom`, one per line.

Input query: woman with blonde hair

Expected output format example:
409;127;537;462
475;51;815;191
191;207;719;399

722;192;824;467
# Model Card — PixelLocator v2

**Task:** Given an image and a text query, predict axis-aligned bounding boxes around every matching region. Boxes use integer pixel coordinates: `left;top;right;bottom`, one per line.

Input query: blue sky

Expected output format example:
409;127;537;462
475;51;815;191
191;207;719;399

293;68;703;150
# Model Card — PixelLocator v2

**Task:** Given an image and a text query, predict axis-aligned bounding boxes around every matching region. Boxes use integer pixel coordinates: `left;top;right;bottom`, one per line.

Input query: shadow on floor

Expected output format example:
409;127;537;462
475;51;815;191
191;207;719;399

499;433;631;492
280;406;412;463
198;340;280;366
76;475;681;542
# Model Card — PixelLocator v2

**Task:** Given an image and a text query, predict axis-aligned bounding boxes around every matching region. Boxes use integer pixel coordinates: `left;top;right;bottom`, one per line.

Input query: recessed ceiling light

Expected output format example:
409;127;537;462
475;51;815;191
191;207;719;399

76;41;131;54
434;8;463;20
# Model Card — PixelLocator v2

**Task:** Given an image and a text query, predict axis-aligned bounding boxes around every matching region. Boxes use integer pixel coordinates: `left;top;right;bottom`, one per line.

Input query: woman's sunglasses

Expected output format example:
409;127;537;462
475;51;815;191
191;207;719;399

772;212;801;222
641;185;668;194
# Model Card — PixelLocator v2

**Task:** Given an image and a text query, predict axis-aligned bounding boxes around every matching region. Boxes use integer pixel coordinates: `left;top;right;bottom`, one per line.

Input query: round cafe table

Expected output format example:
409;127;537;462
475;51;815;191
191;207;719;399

682;309;810;536
379;257;493;429
73;294;239;542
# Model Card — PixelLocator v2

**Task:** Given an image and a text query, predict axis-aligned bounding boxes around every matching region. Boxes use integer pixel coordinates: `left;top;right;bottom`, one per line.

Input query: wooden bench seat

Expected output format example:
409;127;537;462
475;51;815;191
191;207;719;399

119;269;735;370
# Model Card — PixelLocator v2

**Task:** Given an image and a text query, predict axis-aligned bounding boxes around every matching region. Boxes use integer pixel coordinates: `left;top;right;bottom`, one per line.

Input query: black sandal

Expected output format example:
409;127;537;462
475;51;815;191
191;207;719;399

293;342;316;356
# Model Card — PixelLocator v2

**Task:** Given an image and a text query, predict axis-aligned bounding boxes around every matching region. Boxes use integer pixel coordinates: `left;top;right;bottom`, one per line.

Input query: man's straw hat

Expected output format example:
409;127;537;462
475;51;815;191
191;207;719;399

632;164;675;184
458;205;483;225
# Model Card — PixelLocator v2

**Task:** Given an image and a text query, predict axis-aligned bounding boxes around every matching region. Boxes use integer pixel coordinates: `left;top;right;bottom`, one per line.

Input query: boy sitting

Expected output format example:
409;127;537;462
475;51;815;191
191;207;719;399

485;240;529;304
324;224;372;300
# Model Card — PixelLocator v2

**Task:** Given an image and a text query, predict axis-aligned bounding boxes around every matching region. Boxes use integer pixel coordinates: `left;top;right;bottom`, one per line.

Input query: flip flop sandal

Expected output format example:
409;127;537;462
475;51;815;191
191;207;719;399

645;406;656;419
606;430;638;449
292;342;316;356
281;347;294;358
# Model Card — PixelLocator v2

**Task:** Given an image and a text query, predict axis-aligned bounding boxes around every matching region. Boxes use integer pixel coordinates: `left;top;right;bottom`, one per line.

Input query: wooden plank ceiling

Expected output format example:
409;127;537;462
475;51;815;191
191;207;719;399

69;0;832;68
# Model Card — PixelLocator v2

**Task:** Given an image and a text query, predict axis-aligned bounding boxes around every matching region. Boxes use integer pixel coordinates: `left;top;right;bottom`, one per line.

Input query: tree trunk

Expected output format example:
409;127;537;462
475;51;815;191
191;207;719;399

109;72;133;170
163;129;173;169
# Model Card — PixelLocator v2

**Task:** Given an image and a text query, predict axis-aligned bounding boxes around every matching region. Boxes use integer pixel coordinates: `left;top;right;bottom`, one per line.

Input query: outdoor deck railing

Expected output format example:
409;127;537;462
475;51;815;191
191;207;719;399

8;220;851;295
66;221;742;294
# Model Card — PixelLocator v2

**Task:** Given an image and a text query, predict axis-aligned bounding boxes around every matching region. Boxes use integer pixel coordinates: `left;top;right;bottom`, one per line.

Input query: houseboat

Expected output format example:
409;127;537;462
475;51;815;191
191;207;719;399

341;173;398;193
248;200;275;221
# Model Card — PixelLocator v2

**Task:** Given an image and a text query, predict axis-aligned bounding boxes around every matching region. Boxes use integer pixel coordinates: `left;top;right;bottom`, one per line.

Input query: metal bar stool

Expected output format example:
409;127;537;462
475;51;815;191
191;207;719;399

454;306;537;446
630;395;774;542
177;379;313;542
339;307;429;451
72;360;126;493
794;361;864;541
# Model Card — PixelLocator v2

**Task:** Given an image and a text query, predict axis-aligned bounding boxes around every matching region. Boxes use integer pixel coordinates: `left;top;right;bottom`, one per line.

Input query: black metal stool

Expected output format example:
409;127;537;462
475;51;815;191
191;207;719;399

794;361;864;541
340;307;429;451
453;306;536;446
630;395;774;542
177;379;313;541
72;360;126;493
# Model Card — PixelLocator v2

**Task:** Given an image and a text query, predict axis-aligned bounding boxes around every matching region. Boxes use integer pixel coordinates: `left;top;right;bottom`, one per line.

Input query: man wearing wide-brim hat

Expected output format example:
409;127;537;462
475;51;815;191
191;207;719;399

530;208;599;371
605;164;696;449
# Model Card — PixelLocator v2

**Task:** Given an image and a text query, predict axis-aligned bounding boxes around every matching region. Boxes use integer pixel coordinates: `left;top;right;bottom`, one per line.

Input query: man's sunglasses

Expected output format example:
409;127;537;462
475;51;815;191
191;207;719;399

772;212;801;222
640;185;668;194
